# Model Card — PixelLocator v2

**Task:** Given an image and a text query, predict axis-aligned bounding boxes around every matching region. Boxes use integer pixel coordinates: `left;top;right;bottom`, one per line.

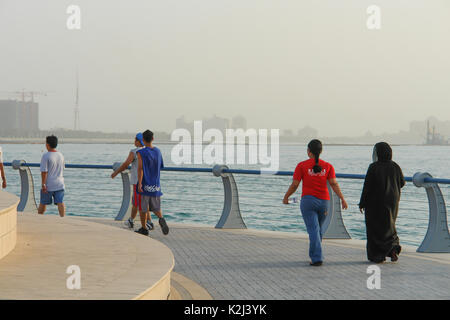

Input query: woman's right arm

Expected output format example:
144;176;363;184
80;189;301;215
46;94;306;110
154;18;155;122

329;178;348;210
359;164;374;212
396;163;406;188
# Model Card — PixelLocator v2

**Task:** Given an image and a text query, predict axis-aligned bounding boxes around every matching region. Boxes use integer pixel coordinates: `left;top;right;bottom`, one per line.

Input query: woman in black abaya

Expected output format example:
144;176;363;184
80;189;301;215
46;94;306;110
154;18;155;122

359;142;405;263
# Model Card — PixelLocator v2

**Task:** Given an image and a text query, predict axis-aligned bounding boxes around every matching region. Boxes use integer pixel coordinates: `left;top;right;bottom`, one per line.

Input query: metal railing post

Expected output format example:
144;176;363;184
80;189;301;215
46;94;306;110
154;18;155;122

213;165;247;229
413;172;450;253
12;160;38;213
322;183;351;239
113;162;133;221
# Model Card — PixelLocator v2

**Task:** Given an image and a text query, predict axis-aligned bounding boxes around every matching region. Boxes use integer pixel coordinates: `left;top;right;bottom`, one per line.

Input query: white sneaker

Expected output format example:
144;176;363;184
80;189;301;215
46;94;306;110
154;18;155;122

146;220;154;231
125;218;134;229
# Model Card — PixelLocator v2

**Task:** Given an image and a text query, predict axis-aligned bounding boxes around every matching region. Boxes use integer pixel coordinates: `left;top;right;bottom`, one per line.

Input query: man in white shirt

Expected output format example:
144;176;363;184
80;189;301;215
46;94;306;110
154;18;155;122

0;146;6;189
39;135;65;217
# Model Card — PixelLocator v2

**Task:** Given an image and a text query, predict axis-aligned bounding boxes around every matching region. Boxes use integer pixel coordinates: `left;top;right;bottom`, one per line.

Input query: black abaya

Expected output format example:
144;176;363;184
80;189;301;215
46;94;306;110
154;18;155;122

359;143;405;263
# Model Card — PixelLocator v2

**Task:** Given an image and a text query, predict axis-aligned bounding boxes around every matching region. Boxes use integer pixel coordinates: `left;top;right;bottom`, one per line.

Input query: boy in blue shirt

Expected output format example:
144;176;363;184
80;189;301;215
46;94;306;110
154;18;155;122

136;130;169;236
111;133;154;231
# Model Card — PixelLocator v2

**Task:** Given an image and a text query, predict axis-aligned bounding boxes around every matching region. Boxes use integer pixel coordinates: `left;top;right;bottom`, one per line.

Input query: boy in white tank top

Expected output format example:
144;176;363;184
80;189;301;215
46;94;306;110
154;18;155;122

111;133;154;230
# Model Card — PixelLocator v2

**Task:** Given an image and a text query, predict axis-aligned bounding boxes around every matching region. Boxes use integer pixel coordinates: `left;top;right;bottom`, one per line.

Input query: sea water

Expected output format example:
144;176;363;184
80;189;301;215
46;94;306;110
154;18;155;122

2;143;449;247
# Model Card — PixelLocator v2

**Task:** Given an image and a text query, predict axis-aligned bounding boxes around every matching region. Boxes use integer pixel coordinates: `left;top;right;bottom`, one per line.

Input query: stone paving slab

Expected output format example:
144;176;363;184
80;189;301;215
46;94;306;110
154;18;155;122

90;218;450;300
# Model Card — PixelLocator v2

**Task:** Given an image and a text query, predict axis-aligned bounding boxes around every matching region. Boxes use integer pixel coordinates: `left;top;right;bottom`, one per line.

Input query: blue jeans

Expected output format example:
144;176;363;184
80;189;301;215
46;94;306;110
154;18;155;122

300;195;329;263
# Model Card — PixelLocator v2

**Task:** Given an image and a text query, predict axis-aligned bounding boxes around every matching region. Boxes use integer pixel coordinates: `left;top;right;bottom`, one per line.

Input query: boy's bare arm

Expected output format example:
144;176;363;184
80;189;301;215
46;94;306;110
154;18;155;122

111;152;134;178
0;163;6;188
41;171;48;193
137;153;143;192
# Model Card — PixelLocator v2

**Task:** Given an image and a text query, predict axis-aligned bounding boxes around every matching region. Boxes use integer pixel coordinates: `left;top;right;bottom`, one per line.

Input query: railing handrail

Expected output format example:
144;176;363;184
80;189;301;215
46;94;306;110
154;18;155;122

3;162;113;170
4;162;450;184
4;160;450;252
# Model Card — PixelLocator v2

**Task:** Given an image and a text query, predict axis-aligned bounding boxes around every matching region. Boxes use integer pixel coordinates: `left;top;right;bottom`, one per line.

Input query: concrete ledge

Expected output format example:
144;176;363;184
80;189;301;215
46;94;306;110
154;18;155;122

0;214;174;300
75;217;214;300
170;272;213;300
0;191;19;260
134;267;172;300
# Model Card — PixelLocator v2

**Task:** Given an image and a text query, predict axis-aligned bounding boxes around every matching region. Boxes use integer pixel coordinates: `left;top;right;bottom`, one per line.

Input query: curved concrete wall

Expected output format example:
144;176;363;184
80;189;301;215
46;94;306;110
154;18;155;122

0;191;19;260
134;266;173;300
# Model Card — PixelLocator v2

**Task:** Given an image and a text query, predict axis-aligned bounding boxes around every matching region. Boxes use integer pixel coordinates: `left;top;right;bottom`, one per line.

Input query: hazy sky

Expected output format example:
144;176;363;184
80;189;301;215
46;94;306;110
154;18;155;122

0;0;449;136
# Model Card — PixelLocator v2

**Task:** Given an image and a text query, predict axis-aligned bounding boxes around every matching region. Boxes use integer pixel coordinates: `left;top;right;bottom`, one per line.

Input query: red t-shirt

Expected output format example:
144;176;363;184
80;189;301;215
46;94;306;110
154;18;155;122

293;158;336;200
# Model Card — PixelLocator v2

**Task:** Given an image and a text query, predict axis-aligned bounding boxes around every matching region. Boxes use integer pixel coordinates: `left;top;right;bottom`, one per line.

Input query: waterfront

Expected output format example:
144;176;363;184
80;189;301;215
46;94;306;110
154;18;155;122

1;143;449;247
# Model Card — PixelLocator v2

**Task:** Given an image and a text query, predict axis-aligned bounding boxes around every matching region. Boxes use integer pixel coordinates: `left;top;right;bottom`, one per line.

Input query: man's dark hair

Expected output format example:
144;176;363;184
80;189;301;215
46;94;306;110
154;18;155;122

46;135;58;149
142;130;154;143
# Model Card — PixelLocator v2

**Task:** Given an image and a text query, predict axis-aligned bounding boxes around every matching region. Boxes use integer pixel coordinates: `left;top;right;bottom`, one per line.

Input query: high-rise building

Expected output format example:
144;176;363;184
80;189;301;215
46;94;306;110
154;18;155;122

231;115;247;130
175;115;194;134
203;115;230;133
0;100;39;133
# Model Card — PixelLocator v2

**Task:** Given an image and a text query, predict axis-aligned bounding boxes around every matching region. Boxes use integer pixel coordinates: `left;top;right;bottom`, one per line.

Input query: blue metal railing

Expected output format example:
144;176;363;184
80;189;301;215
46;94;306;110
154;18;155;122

4;162;113;170
3;161;450;253
5;162;450;184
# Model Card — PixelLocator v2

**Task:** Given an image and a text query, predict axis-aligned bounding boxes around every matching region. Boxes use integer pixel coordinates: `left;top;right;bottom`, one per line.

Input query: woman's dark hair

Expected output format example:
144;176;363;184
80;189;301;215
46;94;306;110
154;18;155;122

308;139;323;173
46;135;58;149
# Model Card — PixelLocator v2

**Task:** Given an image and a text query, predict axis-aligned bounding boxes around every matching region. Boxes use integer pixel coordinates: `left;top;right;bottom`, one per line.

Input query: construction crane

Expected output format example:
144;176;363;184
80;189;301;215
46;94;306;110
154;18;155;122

0;90;51;132
0;89;50;102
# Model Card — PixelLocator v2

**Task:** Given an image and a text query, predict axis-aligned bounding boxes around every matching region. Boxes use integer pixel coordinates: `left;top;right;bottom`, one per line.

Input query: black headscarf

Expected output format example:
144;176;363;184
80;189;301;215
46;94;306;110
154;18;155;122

373;142;392;162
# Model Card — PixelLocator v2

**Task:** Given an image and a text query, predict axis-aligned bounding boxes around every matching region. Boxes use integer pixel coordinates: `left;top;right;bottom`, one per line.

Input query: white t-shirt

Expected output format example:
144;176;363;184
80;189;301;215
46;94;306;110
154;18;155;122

129;147;143;185
0;146;3;163
40;151;65;192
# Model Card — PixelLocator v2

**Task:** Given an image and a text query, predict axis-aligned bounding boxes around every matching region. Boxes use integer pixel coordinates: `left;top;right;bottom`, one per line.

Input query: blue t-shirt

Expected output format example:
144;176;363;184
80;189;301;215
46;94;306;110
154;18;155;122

137;146;164;196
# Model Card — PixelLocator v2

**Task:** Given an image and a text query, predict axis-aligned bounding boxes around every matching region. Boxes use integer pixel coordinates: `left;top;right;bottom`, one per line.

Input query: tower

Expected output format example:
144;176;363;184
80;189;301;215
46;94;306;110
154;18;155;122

74;71;80;131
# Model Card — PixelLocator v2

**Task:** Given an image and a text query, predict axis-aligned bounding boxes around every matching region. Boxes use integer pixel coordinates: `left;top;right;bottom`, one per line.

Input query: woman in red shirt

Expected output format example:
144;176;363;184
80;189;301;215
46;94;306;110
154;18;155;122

283;139;348;266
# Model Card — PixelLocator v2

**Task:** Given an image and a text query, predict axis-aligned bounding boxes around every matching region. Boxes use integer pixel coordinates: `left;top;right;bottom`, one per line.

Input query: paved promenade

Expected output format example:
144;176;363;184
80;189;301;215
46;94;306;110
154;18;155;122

0;214;174;300
92;218;450;300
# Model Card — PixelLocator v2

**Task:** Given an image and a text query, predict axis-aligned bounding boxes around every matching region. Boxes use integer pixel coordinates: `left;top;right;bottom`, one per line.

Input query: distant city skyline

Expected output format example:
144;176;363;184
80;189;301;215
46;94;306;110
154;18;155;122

1;1;449;138
1;98;446;145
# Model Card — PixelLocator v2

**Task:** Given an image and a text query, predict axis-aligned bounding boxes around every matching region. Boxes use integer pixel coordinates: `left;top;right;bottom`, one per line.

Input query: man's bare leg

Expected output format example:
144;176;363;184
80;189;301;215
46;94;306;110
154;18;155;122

38;204;46;215
153;210;163;219
139;211;148;229
57;203;65;217
132;206;152;225
123;206;139;228
131;206;138;220
145;212;154;230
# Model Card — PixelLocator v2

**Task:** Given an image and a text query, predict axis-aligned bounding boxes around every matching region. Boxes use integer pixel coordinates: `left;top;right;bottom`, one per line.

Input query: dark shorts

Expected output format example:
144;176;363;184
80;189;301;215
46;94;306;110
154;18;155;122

141;196;161;213
40;189;64;205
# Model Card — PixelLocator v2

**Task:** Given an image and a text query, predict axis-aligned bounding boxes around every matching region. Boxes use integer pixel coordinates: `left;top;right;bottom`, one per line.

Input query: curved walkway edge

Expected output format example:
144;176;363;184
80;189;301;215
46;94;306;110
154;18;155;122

0;191;19;261
0;213;174;300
